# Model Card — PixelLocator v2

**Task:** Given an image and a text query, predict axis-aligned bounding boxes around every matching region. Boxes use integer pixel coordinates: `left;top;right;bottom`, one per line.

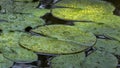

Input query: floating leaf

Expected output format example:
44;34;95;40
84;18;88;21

82;51;118;68
51;52;85;68
0;31;27;49
20;34;89;54
51;51;118;68
94;39;120;55
1;47;37;63
14;1;50;17
32;25;96;46
52;0;114;21
0;54;13;68
75;22;120;41
0;14;45;31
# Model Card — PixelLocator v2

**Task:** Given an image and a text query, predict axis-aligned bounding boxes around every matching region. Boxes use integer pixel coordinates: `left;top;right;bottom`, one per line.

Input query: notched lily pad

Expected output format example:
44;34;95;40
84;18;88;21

20;34;89;54
51;51;118;68
1;47;37;63
0;54;13;68
32;25;96;46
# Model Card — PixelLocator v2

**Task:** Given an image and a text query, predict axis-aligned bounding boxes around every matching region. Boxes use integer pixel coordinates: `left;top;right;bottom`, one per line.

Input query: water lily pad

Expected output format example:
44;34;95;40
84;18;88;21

94;39;120;55
75;22;120;41
0;14;45;31
20;34;89;54
51;51;118;68
1;47;37;63
51;52;85;68
52;0;114;21
32;25;96;46
0;31;28;50
82;51;118;68
0;54;13;68
14;1;50;17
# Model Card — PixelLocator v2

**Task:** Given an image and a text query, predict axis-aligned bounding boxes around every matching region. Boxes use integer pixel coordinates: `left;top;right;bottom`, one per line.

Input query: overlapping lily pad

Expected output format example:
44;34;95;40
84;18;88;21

0;31;38;63
32;25;96;46
14;1;50;17
1;47;37;63
94;39;120;55
75;22;120;41
51;51;118;68
20;34;89;54
52;0;115;21
0;14;45;31
0;54;13;68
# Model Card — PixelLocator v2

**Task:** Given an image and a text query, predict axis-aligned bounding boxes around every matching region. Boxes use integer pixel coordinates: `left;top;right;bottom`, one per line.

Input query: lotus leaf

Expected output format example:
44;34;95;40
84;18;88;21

0;54;13;68
51;51;118;68
1;47;37;63
75;22;120;41
52;0;115;22
20;34;89;54
94;39;120;55
0;14;44;31
32;25;96;46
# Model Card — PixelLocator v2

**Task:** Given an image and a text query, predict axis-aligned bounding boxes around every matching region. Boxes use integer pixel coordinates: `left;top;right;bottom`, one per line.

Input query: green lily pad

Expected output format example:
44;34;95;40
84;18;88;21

52;0;114;21
82;51;118;68
20;34;89;54
51;51;118;68
75;22;120;41
0;54;13;68
1;47;37;63
51;52;85;68
32;25;96;46
14;1;50;17
94;39;120;55
0;31;29;50
0;14;45;31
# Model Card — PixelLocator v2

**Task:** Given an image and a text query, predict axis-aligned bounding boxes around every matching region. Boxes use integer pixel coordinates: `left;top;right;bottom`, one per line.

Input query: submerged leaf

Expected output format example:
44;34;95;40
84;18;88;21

20;34;89;54
0;54;13;68
32;25;96;46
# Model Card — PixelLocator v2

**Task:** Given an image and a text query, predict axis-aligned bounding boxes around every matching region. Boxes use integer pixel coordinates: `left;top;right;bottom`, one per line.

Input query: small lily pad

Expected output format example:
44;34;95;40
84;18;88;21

51;51;118;68
0;54;13;68
94;39;120;55
1;47;37;63
20;34;89;54
32;25;96;46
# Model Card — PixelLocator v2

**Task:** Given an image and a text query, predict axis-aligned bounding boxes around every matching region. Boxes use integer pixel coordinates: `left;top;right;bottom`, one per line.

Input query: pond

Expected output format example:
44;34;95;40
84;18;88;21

0;0;120;68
